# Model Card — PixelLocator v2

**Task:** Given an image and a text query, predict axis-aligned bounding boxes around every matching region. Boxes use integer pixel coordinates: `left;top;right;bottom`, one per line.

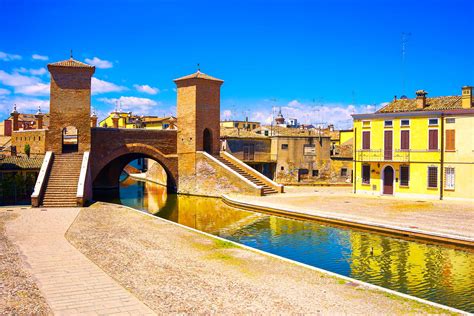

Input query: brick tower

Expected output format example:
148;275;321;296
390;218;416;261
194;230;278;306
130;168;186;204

174;70;224;191
47;58;95;153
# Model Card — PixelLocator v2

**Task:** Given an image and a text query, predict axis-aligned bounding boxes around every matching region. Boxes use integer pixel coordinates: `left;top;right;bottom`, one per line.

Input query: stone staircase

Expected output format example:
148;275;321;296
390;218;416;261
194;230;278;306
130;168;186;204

215;155;279;195
42;153;83;207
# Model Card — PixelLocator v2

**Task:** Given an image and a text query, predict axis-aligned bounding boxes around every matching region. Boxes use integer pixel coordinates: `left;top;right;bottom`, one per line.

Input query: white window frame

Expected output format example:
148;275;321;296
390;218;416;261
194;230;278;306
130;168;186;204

400;119;410;127
384;120;393;128
445;167;455;190
362;120;371;128
428;118;439;126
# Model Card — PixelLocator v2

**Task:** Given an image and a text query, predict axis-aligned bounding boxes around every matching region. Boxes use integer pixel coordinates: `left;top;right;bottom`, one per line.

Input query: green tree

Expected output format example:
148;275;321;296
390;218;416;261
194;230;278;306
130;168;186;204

24;144;31;157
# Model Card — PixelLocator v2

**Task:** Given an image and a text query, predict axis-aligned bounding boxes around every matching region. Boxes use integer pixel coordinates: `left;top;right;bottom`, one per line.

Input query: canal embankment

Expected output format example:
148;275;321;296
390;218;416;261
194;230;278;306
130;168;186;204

224;186;474;248
65;202;459;314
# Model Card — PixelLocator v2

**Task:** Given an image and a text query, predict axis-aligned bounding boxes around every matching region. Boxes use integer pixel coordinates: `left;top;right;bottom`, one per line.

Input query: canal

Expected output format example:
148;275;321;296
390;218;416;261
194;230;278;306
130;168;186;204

97;177;474;312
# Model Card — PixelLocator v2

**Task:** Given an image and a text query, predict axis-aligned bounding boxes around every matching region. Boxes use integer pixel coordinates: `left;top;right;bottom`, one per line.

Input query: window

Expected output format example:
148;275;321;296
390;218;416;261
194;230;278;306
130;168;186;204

445;167;455;190
384;120;393;127
362;131;370;150
312;170;319;177
446;118;455;124
281;144;288;150
252;124;256;129
303;144;316;156
38;136;41;141
163;123;169;129
429;118;439;126
341;168;347;177
264;131;269;136
234;123;239;128
400;130;410;150
427;167;438;188
362;165;370;184
428;129;438;150
362;120;371;128
400;166;409;186
280;166;284;171
400;119;410;127
445;130;455;151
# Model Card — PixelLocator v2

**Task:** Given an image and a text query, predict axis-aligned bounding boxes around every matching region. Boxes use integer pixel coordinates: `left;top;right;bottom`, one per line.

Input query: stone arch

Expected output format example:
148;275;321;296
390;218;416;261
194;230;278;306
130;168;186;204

203;128;212;154
91;143;178;195
62;125;78;153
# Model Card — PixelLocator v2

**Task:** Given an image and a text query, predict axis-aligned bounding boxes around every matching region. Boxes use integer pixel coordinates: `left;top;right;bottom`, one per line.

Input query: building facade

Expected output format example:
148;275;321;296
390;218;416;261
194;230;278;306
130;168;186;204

353;87;474;200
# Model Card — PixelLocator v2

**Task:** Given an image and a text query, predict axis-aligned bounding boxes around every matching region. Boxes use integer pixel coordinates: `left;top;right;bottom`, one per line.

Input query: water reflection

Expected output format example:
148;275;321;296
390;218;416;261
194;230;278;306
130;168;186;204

97;178;474;312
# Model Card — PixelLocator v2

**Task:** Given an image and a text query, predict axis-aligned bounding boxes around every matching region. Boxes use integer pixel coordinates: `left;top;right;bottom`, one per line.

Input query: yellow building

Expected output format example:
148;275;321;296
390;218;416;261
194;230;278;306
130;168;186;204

99;112;177;130
352;86;474;200
220;120;260;130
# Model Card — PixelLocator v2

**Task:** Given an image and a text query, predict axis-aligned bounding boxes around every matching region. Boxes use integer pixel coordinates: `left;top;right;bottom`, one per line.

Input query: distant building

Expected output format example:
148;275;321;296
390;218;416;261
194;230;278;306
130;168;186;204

353;86;474;200
99;112;177;130
220;119;260;131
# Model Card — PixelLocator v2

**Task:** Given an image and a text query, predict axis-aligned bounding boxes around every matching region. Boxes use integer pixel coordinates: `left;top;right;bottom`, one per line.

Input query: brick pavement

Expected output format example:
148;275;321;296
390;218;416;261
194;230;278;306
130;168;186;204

5;207;154;316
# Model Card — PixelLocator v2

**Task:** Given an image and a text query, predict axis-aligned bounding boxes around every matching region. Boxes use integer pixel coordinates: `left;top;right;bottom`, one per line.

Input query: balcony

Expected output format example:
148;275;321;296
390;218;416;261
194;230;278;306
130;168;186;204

228;151;277;163
357;149;410;162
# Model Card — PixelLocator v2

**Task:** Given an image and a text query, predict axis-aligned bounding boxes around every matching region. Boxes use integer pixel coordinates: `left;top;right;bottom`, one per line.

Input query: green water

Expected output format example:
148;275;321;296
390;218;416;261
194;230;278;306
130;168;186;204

97;178;474;312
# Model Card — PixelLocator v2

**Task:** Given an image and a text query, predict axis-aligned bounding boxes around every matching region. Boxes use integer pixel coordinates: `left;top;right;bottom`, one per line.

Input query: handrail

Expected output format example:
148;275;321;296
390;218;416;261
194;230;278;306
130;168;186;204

221;151;284;193
31;151;53;207
76;151;90;206
198;151;263;191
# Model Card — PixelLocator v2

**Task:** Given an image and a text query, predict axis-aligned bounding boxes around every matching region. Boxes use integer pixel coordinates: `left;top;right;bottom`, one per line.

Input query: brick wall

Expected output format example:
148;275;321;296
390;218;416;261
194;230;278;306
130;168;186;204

11;130;47;155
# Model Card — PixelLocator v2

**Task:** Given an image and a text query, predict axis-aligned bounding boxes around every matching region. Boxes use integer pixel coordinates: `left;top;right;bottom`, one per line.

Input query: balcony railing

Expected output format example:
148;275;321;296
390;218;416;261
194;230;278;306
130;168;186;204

228;151;277;162
357;149;410;162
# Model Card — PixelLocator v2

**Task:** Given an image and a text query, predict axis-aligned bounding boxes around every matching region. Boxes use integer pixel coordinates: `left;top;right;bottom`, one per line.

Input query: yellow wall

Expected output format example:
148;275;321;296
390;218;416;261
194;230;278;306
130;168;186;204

99;112;133;128
221;121;260;130
339;130;353;145
353;114;474;200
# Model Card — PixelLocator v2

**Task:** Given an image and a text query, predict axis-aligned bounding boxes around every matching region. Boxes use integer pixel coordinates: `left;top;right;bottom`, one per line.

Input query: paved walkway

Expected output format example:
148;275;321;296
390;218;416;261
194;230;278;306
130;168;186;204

5;207;154;316
230;186;474;241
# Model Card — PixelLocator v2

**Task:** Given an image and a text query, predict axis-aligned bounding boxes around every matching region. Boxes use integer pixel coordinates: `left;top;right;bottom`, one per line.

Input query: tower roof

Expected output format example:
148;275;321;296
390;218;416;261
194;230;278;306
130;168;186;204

48;58;95;69
174;71;223;83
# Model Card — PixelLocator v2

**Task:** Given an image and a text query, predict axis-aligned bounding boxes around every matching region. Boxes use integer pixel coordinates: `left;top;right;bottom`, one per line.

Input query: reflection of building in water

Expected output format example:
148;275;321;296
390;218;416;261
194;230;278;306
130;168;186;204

142;181;168;214
349;232;474;303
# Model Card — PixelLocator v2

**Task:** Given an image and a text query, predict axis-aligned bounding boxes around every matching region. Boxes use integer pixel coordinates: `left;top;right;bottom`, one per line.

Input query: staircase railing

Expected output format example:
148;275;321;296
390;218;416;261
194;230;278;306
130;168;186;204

220;151;284;193
76;151;91;207
31;151;53;207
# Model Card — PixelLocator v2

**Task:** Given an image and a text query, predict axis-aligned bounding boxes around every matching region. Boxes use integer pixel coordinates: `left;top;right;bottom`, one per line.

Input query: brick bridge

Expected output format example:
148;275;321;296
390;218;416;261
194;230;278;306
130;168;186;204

90;128;178;192
30;58;282;207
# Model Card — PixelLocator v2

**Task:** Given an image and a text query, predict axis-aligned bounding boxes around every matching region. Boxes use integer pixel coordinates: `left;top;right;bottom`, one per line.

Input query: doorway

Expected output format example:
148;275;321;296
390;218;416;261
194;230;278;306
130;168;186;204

203;128;212;154
62;126;78;153
382;166;394;195
243;144;255;161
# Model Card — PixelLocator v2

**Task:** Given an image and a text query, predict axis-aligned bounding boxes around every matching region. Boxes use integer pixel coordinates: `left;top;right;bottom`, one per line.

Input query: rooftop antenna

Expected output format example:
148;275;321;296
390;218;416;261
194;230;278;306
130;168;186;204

197;63;200;72
401;32;411;95
70;49;73;59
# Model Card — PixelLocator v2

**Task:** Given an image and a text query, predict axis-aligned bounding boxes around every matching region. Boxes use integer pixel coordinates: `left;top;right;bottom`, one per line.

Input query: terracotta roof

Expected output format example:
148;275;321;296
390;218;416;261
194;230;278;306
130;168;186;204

48;58;95;68
377;95;463;113
0;155;44;170
220;128;267;139
174;71;223;82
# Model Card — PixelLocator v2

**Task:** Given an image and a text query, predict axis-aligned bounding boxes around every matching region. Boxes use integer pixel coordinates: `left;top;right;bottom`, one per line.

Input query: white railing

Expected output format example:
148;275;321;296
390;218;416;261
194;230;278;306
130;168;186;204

31;151;53;207
76;152;90;206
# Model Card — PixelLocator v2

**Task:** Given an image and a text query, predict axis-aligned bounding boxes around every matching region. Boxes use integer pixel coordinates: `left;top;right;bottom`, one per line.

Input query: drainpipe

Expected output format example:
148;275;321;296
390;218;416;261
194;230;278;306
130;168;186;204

353;127;357;194
440;114;444;200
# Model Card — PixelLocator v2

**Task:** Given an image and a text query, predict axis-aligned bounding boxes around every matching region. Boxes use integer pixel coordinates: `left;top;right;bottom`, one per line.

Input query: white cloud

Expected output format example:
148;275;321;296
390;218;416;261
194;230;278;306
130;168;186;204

0;96;49;117
0;70;39;87
14;67;47;76
247;99;380;129
91;77;126;94
134;84;159;95
98;96;159;114
85;57;113;69
221;110;232;119
0;51;22;61
32;54;49;61
0;88;10;95
15;82;50;96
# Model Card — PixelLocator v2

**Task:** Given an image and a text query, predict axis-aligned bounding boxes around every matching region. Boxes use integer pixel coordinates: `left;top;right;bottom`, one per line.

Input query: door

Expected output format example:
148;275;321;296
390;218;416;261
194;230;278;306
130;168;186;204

384;130;393;160
383;166;394;195
243;144;255;161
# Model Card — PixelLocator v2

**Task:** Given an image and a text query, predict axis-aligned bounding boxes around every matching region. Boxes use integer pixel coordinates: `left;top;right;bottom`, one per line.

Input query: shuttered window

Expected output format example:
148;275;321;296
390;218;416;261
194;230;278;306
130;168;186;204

428;129;438;150
445;167;455;190
362;165;370;184
427;167;438;188
445;130;455;151
400;166;409;186
400;130;410;150
362;131;370;150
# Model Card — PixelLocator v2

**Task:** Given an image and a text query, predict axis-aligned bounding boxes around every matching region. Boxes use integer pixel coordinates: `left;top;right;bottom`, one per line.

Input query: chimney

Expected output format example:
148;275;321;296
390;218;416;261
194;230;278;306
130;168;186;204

461;86;473;109
416;90;428;109
393;95;397;102
35;106;44;129
90;112;98;128
10;104;19;131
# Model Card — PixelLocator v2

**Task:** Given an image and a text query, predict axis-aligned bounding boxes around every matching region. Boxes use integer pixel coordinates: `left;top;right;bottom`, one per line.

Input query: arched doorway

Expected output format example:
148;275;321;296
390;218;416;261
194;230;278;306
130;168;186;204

203;128;212;154
62;126;78;153
382;165;394;195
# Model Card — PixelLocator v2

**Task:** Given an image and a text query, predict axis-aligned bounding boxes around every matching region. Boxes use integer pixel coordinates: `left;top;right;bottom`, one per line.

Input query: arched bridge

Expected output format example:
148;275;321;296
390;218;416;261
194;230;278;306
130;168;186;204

90;128;178;193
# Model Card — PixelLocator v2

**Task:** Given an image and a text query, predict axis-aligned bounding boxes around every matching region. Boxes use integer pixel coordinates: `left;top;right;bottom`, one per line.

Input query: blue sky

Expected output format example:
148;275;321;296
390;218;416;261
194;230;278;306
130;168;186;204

0;0;473;128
